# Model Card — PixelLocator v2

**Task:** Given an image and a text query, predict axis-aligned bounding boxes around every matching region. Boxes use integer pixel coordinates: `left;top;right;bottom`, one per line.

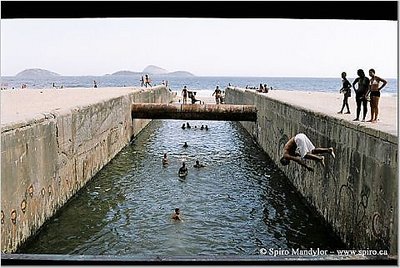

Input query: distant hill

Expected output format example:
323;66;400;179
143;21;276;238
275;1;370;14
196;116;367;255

108;65;195;77
16;68;60;77
160;71;195;77
143;65;168;75
111;70;143;76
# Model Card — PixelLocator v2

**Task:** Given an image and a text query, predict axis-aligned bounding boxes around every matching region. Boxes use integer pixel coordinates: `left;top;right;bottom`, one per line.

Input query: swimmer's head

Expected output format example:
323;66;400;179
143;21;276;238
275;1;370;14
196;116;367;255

280;157;290;166
175;208;180;214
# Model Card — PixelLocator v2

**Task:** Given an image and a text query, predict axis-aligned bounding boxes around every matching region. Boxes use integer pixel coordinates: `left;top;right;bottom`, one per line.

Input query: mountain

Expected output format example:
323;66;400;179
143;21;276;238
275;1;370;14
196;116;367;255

160;71;195;77
16;68;60;77
108;65;195;77
142;65;168;75
111;70;143;76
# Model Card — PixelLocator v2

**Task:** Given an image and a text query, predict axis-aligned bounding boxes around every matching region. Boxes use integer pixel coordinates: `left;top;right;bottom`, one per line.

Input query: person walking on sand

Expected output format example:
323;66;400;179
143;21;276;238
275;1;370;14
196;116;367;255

352;69;370;122
338;72;352;114
367;68;387;123
181;86;188;104
144;74;152;87
280;133;335;172
93;80;97;88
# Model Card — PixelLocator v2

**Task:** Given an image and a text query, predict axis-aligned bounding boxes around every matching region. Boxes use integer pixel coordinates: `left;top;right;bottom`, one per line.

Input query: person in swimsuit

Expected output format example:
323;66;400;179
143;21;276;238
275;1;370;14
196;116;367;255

367;68;387;123
352;69;370;122
212;85;222;104
280;133;335;172
338;72;352;114
181;86;188;104
193;160;205;168
171;208;182;221
162;153;169;166
144;74;152;87
178;162;188;176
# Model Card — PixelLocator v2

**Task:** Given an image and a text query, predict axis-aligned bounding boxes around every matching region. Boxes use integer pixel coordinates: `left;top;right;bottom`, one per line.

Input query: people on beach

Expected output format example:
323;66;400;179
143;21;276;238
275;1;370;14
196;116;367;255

338;72;352;114
194;160;205;168
93;80;97;88
181;86;188;104
280;133;335;172
162;153;169;166
171;208;182;221
367;68;387;123
352;69;370;122
212;85;222;104
183;142;188;148
144;74;152;87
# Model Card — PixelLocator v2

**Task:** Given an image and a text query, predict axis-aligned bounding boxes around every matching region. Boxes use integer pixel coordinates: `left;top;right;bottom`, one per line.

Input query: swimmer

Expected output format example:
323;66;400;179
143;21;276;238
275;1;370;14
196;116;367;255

183;142;188;148
205;125;209;130
178;162;188;177
162;153;169;166
181;123;186;129
186;122;191;129
200;125;204;130
193;160;205;168
171;208;182;221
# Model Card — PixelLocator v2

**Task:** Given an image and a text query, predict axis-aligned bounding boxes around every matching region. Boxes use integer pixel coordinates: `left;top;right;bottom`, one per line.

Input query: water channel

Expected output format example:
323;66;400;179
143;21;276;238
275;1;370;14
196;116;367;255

19;120;345;256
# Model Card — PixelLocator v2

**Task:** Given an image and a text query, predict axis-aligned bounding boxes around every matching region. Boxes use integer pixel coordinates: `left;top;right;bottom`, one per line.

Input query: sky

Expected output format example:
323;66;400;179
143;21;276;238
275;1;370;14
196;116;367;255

0;18;398;78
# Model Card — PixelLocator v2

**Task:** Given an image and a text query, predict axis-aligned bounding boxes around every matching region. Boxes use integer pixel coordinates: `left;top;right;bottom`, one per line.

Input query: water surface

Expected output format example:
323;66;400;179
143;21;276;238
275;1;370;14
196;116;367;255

19;120;344;255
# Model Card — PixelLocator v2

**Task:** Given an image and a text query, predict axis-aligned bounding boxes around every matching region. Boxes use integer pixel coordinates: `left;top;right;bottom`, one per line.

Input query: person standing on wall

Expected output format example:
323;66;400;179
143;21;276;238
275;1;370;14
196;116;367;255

352;69;370;122
338;72;352;114
181;85;188;104
212;85;222;104
367;68;387;123
144;74;152;87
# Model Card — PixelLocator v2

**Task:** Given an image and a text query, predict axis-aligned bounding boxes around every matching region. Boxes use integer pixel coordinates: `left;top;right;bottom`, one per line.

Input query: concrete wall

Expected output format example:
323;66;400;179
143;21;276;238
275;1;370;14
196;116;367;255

1;87;174;253
226;87;398;255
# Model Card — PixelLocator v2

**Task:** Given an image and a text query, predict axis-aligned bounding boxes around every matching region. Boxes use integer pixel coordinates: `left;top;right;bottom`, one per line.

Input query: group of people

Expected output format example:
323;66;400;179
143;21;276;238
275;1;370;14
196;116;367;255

338;69;387;123
180;86;204;104
181;122;209;130
257;83;271;93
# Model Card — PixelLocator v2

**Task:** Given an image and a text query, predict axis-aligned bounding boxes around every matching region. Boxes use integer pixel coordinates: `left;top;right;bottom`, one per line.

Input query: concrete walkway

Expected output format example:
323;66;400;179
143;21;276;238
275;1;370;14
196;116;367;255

239;88;398;137
1;87;143;127
1;87;397;137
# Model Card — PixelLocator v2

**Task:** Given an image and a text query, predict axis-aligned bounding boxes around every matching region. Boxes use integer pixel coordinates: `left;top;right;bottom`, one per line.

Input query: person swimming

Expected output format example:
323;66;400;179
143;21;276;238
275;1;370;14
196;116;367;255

183;142;188;148
171;208;182;221
178;162;188;177
193;160;205;168
162;153;169;166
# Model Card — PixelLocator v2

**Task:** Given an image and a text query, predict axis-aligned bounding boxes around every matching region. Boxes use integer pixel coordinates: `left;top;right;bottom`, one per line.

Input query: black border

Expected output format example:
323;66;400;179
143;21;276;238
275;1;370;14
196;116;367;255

1;1;398;20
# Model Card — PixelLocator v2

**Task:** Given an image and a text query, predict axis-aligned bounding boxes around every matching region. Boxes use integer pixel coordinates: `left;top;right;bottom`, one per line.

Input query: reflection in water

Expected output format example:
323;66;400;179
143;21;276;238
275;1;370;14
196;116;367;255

19;120;344;255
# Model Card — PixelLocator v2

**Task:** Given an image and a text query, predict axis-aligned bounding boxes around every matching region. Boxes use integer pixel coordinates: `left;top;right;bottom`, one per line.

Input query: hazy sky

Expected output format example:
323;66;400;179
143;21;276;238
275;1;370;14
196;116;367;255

1;18;397;78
